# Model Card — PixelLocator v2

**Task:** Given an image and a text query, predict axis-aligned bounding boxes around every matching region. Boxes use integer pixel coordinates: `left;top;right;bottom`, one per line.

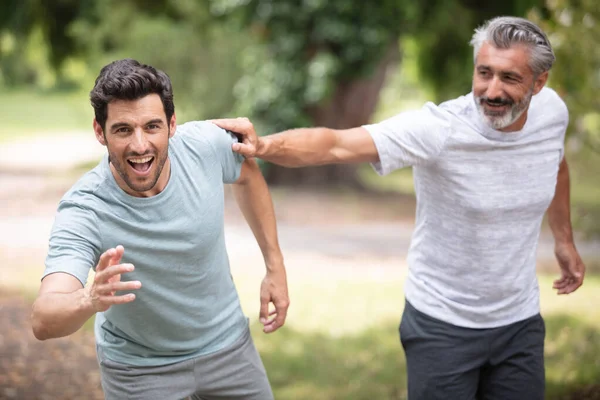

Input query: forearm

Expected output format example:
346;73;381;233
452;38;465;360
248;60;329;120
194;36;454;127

232;163;284;271
547;158;574;245
257;127;339;168
31;288;95;340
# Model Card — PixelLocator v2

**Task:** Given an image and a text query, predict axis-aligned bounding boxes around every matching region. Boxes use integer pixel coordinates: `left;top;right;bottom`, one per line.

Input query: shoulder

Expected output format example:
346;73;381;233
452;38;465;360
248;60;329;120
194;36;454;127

173;121;235;145
439;93;474;116
530;87;569;122
59;162;108;214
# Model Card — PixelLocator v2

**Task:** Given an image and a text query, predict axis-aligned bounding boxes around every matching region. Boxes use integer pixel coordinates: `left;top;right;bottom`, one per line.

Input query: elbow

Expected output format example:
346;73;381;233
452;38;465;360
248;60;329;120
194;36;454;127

31;320;49;341
31;304;50;341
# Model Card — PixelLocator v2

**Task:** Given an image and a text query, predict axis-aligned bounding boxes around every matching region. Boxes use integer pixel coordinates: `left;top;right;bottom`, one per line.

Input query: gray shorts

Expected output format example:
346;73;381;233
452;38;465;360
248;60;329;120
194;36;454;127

96;326;273;400
400;300;545;400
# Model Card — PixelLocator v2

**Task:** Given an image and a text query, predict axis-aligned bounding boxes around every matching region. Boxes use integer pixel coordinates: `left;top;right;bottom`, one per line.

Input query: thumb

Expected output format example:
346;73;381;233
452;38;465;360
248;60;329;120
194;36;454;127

232;142;255;157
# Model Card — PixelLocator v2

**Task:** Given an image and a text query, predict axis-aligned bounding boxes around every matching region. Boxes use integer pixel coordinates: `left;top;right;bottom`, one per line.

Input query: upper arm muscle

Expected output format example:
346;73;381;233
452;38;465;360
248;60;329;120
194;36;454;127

38;272;84;296
331;127;380;164
233;157;261;185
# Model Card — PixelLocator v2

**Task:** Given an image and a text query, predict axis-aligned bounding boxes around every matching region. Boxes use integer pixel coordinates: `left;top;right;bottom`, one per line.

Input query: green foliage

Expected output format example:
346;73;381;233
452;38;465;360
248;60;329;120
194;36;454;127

530;0;600;146
413;0;546;102
0;90;92;140
529;0;600;237
210;0;421;133
67;0;248;120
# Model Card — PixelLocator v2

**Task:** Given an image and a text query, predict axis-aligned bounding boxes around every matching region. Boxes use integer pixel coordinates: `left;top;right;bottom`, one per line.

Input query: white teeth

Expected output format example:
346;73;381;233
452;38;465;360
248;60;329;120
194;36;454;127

129;156;153;164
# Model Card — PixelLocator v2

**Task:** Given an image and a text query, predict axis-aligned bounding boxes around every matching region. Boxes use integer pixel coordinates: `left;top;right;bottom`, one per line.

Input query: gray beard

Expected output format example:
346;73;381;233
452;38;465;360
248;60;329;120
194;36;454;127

474;86;534;130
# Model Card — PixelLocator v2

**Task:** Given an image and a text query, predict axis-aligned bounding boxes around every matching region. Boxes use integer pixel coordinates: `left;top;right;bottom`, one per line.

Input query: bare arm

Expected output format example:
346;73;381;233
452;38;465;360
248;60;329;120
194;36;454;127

547;158;574;244
211;118;380;167
31;273;95;340
232;159;289;333
548;158;586;294
31;246;141;340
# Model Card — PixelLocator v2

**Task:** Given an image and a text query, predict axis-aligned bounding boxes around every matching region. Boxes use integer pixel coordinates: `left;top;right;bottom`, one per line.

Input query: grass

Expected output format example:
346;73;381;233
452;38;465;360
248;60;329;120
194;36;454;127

235;268;600;400
3;256;599;399
0;90;92;141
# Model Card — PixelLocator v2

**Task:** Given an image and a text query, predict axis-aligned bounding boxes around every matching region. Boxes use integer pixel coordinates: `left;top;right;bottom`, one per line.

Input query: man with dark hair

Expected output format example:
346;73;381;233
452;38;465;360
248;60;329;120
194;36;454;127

31;58;288;400
213;17;586;400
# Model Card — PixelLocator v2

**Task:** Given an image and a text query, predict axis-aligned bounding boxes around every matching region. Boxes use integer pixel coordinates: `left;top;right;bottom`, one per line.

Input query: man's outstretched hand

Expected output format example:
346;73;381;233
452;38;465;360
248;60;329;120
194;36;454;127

210;118;263;158
85;245;142;312
259;268;290;333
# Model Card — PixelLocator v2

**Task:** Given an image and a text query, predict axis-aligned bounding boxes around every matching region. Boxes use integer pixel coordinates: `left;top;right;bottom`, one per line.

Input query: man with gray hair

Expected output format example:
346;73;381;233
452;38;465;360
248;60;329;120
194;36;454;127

212;16;585;400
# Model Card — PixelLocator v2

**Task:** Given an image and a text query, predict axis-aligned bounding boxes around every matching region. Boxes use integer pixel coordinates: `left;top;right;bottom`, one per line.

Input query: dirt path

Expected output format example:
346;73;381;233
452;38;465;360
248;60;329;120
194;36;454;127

0;292;104;400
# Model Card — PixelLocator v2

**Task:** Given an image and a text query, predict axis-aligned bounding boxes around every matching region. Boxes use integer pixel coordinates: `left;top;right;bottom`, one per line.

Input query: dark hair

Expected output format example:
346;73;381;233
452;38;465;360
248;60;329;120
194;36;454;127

90;58;175;130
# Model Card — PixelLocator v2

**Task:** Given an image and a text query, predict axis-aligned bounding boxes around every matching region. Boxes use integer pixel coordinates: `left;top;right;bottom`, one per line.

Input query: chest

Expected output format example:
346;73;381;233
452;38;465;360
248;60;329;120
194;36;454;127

97;169;226;269
423;148;561;220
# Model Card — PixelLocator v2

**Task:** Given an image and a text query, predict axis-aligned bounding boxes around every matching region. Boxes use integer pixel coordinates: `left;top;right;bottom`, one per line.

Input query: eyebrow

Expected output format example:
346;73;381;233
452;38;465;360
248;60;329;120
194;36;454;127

109;119;165;132
477;65;523;80
145;119;164;126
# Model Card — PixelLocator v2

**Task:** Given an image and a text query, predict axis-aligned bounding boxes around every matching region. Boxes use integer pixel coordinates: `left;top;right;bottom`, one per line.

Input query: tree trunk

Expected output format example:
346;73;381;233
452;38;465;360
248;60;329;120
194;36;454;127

266;43;401;188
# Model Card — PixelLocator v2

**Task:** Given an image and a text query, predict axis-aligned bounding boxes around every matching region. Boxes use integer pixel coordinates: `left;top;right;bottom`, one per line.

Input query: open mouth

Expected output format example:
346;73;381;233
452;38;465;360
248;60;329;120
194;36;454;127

484;99;511;109
127;156;154;174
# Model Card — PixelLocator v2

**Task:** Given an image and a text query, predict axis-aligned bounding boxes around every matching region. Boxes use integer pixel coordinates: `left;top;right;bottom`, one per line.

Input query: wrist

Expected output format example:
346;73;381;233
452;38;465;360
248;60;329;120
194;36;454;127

79;286;96;314
265;255;285;273
256;137;270;158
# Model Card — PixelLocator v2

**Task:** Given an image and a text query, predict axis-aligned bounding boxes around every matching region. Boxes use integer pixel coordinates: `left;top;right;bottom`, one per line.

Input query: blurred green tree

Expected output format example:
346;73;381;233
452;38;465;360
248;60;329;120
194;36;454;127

0;0;247;120
531;0;600;237
210;0;545;186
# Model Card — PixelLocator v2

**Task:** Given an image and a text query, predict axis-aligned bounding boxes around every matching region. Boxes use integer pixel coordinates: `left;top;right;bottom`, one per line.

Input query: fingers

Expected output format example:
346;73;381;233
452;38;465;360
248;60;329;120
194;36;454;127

553;276;569;289
96;248;116;272
210;118;255;136
557;279;582;295
263;299;290;334
96;245;125;272
96;280;142;295
98;293;137;305
94;263;135;284
259;294;270;325
111;245;124;266
555;262;585;295
232;142;257;157
272;299;289;330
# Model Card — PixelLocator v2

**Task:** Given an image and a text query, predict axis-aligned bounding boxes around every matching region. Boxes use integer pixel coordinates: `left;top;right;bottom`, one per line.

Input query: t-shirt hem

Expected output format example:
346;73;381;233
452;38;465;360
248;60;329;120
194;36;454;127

405;293;541;329
97;315;249;367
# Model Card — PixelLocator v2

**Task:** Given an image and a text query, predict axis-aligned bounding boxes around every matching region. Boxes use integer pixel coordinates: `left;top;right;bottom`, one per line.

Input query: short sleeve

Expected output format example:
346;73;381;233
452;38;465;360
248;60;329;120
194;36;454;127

43;202;102;286
180;121;244;184
362;102;453;175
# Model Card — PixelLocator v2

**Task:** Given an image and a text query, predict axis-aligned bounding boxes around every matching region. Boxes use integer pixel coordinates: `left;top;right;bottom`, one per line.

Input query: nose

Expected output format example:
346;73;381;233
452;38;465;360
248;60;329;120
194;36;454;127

130;128;149;154
486;76;504;99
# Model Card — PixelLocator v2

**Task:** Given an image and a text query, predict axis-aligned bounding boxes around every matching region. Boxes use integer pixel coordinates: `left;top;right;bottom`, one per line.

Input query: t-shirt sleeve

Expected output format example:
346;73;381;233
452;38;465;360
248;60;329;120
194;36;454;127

182;121;244;184
557;97;569;162
43;202;102;286
362;102;453;175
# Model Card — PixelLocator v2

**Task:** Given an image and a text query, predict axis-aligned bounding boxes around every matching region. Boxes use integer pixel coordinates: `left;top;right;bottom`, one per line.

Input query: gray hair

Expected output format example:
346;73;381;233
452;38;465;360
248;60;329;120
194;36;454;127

470;16;555;76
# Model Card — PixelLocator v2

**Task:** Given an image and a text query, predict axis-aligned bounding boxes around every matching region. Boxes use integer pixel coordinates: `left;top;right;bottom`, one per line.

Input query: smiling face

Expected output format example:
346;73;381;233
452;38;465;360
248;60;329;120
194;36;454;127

93;94;176;197
472;42;548;132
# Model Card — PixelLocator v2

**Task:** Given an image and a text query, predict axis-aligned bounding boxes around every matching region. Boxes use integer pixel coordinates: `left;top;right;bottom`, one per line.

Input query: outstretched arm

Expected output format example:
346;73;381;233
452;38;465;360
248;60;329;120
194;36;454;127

548;158;585;294
31;246;141;340
232;158;289;333
212;118;379;167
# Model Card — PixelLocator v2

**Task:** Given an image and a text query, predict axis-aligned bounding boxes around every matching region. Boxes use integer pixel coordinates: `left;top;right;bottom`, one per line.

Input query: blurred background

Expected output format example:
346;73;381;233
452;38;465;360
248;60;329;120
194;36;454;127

0;0;599;399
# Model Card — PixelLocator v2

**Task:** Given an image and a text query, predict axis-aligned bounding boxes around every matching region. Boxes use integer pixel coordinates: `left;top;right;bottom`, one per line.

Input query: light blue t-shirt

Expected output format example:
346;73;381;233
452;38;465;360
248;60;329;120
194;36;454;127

43;121;248;366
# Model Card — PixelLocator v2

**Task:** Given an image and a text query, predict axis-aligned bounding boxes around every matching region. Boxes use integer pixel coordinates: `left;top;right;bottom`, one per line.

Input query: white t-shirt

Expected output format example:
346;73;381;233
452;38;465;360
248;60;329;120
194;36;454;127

364;87;567;328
